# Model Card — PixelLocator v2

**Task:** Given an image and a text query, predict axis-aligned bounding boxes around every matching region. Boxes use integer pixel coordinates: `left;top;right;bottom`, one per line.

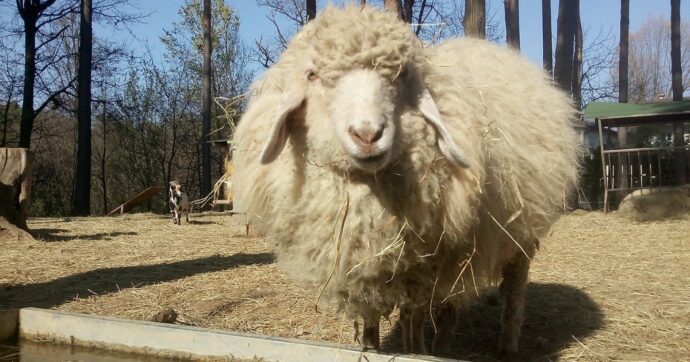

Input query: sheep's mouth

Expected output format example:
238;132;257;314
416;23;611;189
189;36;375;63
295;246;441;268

351;151;391;171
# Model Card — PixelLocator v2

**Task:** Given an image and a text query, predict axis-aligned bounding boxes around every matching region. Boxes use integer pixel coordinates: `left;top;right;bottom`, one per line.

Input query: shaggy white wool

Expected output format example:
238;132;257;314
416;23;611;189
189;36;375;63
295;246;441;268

232;5;581;322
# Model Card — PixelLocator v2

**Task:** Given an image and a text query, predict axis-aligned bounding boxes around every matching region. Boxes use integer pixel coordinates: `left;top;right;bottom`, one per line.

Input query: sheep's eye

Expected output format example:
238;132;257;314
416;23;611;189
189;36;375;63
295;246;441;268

306;70;319;81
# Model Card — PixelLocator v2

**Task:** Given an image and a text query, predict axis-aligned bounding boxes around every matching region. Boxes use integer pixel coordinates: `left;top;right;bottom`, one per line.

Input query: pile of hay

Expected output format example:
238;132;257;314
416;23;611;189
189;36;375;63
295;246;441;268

617;186;690;221
1;210;688;360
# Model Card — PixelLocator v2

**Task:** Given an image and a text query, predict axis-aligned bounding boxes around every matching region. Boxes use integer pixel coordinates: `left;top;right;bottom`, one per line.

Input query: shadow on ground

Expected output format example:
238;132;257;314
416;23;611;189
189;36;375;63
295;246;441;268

31;228;138;242
0;253;275;309
186;220;219;225
381;282;604;361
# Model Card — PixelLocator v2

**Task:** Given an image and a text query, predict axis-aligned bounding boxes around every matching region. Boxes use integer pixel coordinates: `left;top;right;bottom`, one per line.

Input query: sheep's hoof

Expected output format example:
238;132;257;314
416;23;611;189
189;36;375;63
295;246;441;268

361;326;380;351
498;339;519;361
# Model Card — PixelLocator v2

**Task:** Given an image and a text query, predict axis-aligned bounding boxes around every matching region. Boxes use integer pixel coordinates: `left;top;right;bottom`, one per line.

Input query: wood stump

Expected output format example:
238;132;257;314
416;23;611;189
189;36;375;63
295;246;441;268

0;148;33;240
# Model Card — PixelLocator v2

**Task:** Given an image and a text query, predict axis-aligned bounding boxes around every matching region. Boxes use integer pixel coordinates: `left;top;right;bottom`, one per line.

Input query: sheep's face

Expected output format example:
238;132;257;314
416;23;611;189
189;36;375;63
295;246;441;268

258;63;470;173
329;69;399;172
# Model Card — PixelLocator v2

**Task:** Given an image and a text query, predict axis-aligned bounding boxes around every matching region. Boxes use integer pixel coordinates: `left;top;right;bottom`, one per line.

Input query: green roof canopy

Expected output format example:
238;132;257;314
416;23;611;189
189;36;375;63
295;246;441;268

584;101;690;127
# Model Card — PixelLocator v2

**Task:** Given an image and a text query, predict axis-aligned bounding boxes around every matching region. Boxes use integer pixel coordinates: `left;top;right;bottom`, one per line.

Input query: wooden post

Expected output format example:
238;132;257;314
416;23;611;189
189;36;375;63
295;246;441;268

597;119;609;213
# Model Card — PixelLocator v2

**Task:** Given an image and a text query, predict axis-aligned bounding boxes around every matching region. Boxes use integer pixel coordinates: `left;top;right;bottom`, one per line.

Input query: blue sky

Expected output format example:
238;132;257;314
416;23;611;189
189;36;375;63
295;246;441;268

2;0;689;75
104;0;688;74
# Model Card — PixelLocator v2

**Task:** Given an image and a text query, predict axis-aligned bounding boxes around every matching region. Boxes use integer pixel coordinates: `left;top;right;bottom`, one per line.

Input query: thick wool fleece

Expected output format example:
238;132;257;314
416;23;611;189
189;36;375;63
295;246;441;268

232;5;581;320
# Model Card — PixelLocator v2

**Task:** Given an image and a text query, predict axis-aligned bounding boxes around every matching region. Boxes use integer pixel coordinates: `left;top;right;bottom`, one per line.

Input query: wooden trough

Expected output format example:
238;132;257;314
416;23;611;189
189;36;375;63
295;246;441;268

0;308;456;361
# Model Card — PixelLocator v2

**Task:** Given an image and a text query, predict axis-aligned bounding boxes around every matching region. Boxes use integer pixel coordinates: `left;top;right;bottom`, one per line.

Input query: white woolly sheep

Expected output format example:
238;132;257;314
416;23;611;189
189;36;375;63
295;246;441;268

232;5;580;357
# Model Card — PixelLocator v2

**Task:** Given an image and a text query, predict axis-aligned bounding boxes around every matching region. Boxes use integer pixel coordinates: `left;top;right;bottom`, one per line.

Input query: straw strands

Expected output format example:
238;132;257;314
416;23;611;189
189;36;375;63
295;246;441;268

1;210;688;360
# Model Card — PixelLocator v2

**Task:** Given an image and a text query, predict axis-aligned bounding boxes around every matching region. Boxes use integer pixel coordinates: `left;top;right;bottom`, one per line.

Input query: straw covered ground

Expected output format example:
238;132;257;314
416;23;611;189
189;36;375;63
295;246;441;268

1;210;688;361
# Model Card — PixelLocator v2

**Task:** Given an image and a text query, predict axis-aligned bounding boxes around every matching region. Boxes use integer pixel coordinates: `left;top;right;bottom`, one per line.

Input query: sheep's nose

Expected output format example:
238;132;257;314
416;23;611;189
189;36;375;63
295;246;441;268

349;126;383;146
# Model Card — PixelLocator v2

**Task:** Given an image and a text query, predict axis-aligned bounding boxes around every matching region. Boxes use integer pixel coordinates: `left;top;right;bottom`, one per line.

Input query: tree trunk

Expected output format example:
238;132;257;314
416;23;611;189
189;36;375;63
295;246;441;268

403;0;414;23
504;0;520;50
671;0;682;102
101;102;107;215
201;0;213;199
542;0;553;75
463;0;486;39
1;84;14;147
384;0;403;19
72;0;93;216
572;10;583;110
615;0;631;204
619;0;629;103
18;9;37;149
671;0;686;185
554;0;578;93
306;0;316;21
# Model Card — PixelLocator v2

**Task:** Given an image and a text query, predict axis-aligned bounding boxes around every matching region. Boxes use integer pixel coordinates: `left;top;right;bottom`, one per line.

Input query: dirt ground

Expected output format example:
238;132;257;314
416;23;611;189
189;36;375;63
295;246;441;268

1;210;688;361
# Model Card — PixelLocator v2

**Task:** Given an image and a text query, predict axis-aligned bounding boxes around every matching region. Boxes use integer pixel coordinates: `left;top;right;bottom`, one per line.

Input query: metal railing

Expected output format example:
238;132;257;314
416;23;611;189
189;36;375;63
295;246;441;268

601;146;690;212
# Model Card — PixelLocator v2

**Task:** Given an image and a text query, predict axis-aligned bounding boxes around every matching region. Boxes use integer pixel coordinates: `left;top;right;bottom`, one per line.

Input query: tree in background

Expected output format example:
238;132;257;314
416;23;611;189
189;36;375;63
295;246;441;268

383;0;403;19
463;0;486;39
504;0;519;49
627;16;689;102
254;0;309;67
72;0;93;216
670;0;686;185
671;0;683;101
542;0;553;75
0;39;22;147
11;0;138;149
15;0;59;148
619;0;630;103
554;0;579;95
572;9;583;109
307;0;316;21
201;0;212;200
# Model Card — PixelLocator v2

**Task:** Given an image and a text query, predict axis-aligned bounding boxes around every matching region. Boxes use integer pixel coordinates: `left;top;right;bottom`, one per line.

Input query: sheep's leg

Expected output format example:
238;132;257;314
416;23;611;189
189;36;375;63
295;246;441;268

431;303;457;356
361;316;380;350
498;246;535;356
400;307;426;354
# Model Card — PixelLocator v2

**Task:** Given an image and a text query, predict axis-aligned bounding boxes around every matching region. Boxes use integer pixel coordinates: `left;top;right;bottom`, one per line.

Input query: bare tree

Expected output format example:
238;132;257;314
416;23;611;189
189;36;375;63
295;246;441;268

16;0;58;148
463;0;486;39
254;0;307;68
72;0;93;216
671;0;685;185
542;0;553;75
554;0;579;93
201;0;212;199
384;0;403;19
671;0;682;101
307;0;316;21
580;27;617;106
627;16;689;102
402;0;414;22
12;0;140;149
572;9;583;109
619;0;629;103
616;0;630;191
504;0;520;49
0;41;21;147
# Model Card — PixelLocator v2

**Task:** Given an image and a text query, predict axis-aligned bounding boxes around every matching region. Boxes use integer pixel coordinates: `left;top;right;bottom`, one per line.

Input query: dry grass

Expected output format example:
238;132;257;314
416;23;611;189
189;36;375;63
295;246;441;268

1;210;688;361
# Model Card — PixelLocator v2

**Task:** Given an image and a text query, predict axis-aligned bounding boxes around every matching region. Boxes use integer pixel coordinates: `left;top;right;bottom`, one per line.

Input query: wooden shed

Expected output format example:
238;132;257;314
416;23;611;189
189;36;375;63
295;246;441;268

586;101;690;212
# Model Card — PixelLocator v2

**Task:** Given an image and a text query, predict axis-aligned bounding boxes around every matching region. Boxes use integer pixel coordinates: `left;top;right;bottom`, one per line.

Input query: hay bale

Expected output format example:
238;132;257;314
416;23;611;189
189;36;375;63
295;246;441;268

616;186;690;221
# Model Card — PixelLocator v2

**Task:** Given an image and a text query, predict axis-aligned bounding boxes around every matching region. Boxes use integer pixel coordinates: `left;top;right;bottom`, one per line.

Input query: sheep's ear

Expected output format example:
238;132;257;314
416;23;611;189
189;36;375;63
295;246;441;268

418;88;470;168
260;90;305;164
